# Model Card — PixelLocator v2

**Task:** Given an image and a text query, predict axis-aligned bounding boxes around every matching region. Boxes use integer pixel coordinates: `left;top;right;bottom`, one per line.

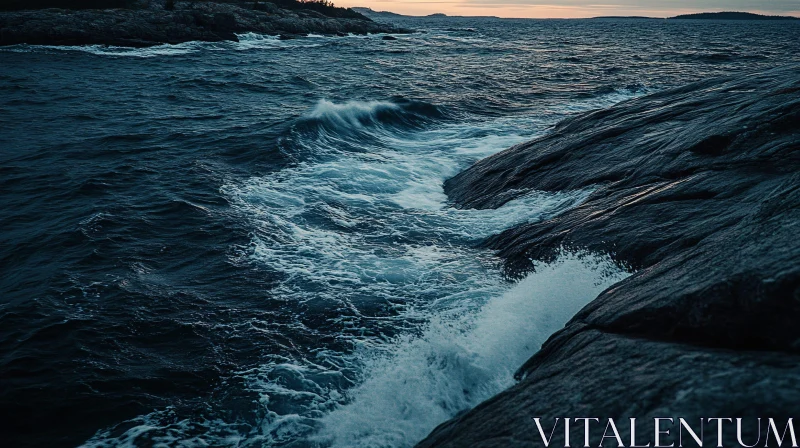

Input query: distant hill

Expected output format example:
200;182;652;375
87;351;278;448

355;8;797;21
592;16;657;20
670;11;799;20
353;7;498;19
351;7;405;18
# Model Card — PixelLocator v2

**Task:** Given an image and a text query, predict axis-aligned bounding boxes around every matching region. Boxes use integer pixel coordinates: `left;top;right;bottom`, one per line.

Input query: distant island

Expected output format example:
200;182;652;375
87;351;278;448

0;0;409;47
670;11;799;20
355;7;798;21
352;7;498;20
350;7;405;18
593;11;799;20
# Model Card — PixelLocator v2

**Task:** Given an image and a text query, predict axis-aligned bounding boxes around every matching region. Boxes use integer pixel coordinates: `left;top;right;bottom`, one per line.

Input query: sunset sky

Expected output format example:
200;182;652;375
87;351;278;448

335;0;800;19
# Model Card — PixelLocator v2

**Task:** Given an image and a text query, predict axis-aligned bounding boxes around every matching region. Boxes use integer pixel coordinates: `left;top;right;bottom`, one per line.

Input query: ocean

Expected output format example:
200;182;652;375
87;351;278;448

1;16;799;447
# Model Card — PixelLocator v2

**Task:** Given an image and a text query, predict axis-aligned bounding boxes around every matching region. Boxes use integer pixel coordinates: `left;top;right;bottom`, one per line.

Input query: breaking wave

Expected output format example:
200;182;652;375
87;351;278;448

300;98;447;133
82;253;628;448
80;93;638;447
313;253;628;447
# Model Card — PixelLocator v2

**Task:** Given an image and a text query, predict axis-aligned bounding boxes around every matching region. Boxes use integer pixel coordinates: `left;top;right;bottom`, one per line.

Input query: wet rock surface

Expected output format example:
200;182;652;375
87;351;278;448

419;65;800;447
0;1;407;47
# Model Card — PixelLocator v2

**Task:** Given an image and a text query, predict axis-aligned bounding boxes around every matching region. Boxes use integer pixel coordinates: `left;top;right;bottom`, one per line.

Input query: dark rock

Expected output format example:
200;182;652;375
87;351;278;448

418;330;800;448
382;35;396;40
0;2;412;47
418;65;800;447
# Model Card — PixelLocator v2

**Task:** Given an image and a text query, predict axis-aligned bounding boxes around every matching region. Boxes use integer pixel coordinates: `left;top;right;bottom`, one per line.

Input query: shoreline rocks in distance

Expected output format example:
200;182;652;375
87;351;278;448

417;64;800;447
0;1;411;47
670;11;799;20
593;11;800;20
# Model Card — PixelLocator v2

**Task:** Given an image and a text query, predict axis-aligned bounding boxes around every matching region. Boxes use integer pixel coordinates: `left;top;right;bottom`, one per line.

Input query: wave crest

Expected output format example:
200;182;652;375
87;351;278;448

302;98;446;133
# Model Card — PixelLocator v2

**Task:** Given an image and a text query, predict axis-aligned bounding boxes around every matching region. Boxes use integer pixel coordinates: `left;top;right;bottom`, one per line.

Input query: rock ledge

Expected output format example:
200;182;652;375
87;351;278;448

418;65;800;447
0;1;409;47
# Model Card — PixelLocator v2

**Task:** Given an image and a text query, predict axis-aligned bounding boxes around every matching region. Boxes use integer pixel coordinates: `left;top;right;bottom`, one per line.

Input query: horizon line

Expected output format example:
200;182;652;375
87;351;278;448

346;7;800;21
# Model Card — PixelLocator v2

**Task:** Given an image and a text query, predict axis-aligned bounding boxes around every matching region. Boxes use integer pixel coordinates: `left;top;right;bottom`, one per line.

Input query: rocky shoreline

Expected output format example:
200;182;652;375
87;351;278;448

0;1;408;47
418;65;800;447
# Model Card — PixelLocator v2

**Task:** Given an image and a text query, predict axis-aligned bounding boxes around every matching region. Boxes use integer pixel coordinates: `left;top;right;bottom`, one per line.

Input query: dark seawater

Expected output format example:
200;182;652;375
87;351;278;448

1;17;798;448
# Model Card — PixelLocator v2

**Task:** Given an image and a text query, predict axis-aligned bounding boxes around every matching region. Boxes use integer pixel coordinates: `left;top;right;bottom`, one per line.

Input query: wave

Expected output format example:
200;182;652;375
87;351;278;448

234;32;325;50
81;253;629;448
236;32;282;44
0;32;330;57
83;92;645;447
211;100;619;448
0;41;207;57
575;84;649;102
299;98;446;134
313;253;629;447
233;32;394;50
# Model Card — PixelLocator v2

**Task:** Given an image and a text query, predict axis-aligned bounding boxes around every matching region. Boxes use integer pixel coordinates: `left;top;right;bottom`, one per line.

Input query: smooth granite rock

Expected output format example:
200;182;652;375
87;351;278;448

418;65;800;447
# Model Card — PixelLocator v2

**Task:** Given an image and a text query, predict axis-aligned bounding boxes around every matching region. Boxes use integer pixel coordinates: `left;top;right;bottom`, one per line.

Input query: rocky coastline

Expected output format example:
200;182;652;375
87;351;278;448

418;65;800;447
0;1;408;47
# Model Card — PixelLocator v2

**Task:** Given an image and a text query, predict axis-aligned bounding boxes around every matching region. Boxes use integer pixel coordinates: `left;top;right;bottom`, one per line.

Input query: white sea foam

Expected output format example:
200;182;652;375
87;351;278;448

0;33;332;57
306;99;403;128
28;41;207;57
82;253;627;448
221;98;591;304
84;93;639;447
234;32;284;50
313;253;628;448
234;33;328;50
216;98;631;446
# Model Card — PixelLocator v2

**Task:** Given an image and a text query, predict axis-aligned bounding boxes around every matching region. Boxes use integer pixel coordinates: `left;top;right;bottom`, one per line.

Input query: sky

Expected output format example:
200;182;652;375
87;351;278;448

335;0;800;18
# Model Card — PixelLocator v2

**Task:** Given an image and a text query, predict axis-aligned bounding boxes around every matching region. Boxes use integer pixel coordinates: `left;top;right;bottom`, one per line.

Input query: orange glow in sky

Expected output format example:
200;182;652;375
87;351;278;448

333;0;800;19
